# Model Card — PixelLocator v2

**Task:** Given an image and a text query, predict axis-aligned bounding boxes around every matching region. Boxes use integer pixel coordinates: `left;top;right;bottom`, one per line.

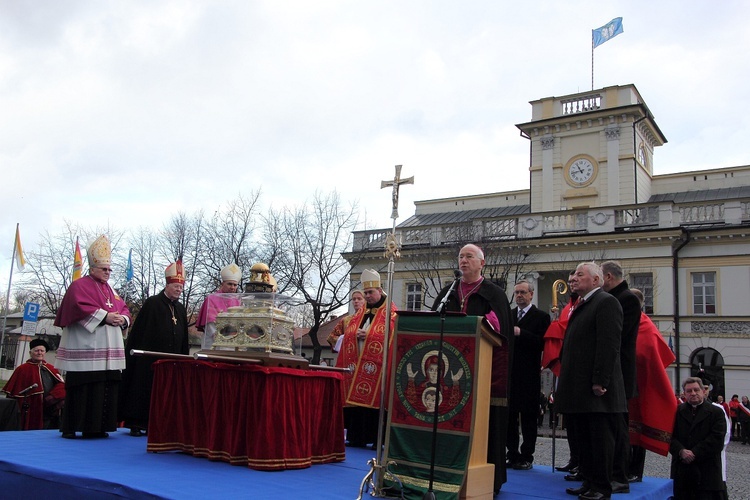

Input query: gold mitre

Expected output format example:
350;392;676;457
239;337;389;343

247;262;277;292
87;235;111;268
220;263;242;283
361;269;381;290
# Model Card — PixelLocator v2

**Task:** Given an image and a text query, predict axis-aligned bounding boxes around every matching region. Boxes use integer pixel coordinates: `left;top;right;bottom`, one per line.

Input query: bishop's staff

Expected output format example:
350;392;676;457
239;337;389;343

549;278;568;473
357;165;413;499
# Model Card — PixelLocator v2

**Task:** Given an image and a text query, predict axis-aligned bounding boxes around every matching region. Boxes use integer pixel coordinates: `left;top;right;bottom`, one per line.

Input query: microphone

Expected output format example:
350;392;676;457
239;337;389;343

436;270;463;314
18;383;38;395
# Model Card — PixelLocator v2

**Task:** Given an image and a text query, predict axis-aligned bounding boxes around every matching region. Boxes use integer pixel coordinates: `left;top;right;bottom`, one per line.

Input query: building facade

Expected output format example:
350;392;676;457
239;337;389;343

346;84;750;399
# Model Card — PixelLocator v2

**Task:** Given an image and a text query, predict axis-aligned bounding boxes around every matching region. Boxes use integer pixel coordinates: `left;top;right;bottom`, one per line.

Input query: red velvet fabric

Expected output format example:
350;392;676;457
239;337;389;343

147;360;346;470
628;313;677;456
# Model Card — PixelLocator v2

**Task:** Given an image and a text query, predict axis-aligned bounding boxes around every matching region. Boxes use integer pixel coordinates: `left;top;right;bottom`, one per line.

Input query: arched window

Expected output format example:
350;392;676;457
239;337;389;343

689;347;725;401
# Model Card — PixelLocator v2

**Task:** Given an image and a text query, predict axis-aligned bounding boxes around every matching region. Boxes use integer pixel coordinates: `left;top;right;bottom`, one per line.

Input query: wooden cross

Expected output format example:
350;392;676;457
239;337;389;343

380;164;414;220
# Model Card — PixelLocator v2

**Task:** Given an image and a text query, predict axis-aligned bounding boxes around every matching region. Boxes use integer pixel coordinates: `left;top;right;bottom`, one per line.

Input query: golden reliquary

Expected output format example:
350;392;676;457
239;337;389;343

211;293;297;354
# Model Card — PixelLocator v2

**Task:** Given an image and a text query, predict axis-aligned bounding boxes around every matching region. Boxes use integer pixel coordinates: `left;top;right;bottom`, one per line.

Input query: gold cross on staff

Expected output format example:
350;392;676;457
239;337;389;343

380;164;414;220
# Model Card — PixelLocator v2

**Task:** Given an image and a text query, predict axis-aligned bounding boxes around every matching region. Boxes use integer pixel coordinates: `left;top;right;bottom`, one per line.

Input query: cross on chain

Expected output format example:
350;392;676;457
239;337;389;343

380;164;414;220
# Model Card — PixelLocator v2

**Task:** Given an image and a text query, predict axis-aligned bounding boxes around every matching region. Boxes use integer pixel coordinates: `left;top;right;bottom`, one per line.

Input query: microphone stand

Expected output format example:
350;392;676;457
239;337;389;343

423;271;462;500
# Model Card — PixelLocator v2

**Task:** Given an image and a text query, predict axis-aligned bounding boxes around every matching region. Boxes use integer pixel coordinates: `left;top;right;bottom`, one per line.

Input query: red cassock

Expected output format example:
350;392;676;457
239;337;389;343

627;312;677;456
2;360;66;430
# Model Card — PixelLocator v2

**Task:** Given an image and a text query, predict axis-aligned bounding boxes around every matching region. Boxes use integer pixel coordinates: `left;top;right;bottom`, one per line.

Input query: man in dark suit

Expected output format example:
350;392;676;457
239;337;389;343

507;280;550;470
556;262;626;500
601;260;641;489
670;377;728;499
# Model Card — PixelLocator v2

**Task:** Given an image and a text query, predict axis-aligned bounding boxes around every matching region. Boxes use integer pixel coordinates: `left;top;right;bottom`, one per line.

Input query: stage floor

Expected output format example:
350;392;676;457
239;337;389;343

0;429;672;499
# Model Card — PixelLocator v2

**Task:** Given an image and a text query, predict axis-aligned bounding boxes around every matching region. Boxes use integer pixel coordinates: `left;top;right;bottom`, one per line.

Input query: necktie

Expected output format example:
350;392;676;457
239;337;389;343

518;309;524;321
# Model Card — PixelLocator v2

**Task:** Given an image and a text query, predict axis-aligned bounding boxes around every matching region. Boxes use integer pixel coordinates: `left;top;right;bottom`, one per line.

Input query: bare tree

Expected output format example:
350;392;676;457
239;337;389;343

269;191;360;364
197;192;263;293
159;211;208;320
18;221;126;314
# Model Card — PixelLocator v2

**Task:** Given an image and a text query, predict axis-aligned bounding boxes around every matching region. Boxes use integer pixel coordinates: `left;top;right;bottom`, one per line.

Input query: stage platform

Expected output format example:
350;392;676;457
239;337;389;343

0;429;672;499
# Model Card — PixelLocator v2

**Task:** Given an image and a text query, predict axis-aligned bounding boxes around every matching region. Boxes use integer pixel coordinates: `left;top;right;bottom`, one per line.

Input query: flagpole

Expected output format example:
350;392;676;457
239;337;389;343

591;36;594;91
0;223;20;363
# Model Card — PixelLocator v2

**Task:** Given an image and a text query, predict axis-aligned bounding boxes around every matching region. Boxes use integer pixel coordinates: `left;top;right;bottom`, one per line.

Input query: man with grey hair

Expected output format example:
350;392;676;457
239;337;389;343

601;260;641;488
507;279;550;470
556;262;626;500
432;243;514;494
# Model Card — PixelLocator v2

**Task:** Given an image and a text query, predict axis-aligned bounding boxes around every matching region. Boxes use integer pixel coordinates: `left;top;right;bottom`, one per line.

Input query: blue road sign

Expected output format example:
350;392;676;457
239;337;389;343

23;302;40;322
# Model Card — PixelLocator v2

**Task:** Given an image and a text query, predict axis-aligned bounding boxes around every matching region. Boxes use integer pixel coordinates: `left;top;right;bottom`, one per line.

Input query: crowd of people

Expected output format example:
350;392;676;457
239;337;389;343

2;237;748;499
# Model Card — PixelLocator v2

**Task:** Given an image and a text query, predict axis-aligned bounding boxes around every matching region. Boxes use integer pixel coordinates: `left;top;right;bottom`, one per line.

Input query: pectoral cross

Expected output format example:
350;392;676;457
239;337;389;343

172;315;177;325
105;298;113;308
381;164;414;220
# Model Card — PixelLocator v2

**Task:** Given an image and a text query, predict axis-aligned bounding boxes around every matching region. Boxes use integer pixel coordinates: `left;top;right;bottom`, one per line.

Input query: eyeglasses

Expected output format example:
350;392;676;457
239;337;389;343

99;267;112;272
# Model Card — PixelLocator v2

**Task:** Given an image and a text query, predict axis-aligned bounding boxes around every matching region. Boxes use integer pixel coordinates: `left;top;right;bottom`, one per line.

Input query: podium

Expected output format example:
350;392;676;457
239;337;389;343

383;312;504;499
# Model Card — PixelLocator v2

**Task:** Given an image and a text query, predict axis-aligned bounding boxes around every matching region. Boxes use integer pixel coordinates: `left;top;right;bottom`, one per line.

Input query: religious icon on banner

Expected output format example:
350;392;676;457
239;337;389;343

395;340;472;424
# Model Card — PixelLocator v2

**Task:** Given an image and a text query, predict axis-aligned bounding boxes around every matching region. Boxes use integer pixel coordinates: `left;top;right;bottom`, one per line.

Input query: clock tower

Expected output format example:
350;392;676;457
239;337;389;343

516;84;667;212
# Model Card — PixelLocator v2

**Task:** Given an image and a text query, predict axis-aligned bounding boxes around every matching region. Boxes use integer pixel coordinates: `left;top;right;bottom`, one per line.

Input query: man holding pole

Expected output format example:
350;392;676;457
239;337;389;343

335;269;397;448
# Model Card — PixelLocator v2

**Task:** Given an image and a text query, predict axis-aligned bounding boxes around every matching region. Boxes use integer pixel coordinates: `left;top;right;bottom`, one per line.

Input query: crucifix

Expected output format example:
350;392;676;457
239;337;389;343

381;164;414;220
359;165;414;499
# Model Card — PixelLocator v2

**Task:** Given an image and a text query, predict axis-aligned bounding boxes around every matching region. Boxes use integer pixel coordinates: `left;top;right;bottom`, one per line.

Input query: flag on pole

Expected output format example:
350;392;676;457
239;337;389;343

126;249;134;282
14;224;26;271
72;237;83;281
592;17;624;48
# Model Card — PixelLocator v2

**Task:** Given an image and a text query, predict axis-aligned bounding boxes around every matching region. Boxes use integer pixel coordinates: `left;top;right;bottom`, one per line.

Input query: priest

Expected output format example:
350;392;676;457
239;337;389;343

120;260;190;436
336;269;397;448
432;243;514;493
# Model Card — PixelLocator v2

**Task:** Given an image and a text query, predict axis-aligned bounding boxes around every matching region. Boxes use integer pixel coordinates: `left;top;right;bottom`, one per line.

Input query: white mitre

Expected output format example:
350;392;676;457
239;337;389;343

220;263;242;282
361;269;381;289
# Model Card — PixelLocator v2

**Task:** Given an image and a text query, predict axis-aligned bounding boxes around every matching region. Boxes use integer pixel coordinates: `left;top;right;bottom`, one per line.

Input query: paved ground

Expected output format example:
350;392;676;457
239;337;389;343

531;430;750;498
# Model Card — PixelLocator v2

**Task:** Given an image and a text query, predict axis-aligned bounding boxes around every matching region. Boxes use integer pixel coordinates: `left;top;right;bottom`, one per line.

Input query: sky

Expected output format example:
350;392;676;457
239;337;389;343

2;0;749;284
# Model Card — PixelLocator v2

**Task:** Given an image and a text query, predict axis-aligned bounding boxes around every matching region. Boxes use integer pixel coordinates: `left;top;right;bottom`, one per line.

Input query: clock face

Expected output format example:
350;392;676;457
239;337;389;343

567;158;595;186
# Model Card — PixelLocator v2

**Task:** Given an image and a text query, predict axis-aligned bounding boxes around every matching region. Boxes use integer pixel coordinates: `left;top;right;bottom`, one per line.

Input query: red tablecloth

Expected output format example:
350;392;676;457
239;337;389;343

146;359;345;470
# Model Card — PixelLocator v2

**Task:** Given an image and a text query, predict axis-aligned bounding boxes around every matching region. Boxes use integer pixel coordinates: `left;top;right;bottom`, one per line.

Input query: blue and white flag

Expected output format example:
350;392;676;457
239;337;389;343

592;17;624;48
126;248;134;282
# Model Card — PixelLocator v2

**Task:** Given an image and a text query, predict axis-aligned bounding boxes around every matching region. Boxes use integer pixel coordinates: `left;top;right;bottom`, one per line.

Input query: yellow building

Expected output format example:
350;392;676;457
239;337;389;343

347;84;750;398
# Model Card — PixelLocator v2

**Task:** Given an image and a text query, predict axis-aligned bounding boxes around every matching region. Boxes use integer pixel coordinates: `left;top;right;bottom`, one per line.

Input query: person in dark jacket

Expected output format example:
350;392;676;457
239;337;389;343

556;262;626;500
669;377;728;499
507;280;550;470
120;260;189;436
601;260;641;487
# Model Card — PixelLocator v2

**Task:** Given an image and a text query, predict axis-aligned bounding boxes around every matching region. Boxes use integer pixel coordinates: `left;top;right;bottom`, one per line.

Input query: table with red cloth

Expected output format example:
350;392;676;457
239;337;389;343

146;359;346;471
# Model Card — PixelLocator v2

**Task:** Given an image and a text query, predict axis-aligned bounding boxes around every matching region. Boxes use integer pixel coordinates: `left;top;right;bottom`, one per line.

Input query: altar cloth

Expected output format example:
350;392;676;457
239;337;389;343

146;359;345;470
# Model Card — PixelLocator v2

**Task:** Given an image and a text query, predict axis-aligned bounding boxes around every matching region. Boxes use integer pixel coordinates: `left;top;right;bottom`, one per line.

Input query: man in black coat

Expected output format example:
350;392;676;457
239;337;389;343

601;260;641;487
670;377;728;499
507;280;550;470
120;261;190;436
432;243;513;493
556;262;626;500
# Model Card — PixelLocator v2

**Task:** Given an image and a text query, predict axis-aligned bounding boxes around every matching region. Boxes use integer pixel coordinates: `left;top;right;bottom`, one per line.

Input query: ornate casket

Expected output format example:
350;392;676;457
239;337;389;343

210;293;297;354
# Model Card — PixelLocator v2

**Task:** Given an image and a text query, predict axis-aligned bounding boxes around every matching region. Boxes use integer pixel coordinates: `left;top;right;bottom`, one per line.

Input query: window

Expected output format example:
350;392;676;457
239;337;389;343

692;272;716;315
406;283;423;311
630;273;654;314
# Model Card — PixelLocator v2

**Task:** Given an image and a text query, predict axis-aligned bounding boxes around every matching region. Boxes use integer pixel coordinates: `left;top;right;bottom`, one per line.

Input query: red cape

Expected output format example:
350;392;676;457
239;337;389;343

541;300;576;377
628;312;676;456
54;275;129;327
2;360;65;430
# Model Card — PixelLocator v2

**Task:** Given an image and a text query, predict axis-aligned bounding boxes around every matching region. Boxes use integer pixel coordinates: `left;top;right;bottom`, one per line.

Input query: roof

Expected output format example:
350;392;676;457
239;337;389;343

398;205;530;228
648;186;750;204
294;316;346;347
